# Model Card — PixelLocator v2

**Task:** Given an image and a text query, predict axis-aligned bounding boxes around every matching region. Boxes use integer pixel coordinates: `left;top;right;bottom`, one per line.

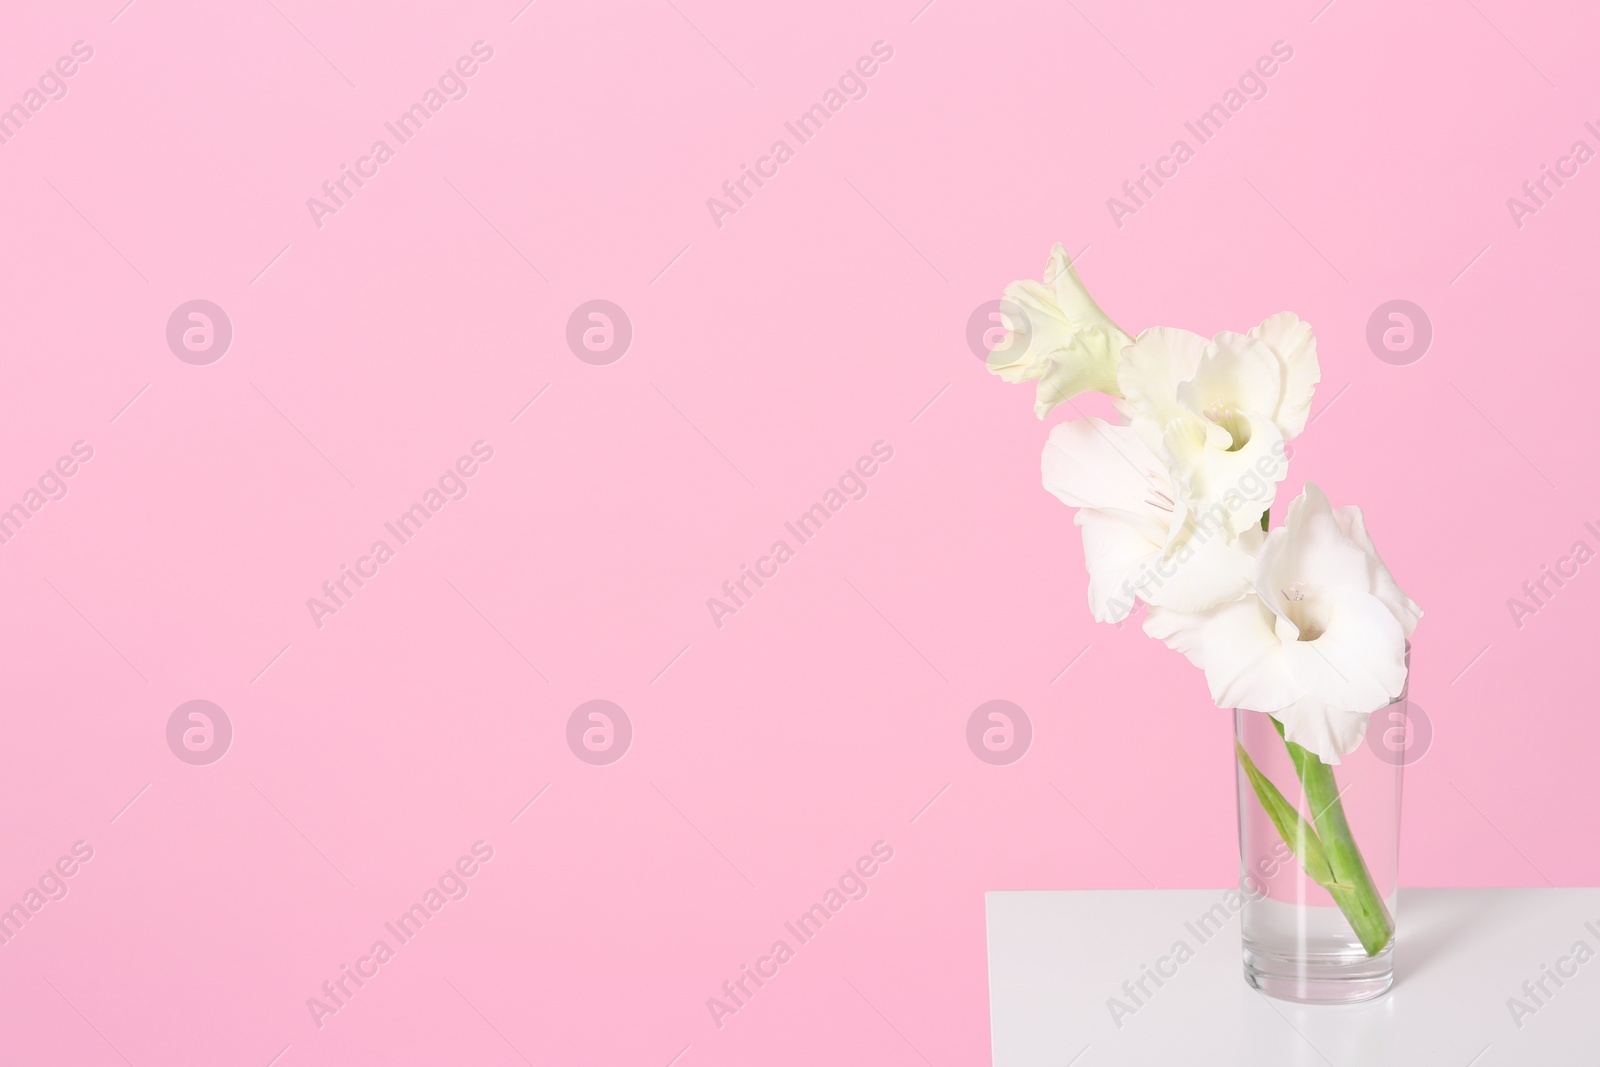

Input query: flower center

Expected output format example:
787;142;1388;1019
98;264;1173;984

1203;403;1251;453
1281;582;1324;641
1142;470;1175;513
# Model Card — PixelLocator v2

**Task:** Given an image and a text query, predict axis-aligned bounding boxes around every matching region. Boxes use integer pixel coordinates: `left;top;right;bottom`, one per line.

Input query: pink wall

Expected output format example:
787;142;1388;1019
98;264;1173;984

1;0;1594;1063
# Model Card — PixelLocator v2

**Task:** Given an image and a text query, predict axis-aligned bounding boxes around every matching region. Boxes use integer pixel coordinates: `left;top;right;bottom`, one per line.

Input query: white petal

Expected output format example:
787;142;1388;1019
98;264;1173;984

1144;522;1262;614
997;280;1123;399
1077;510;1164;623
1041;418;1262;618
1270;700;1373;766
1043;243;1122;332
1029;329;1132;420
1334;505;1423;638
1273;588;1407;762
1281;589;1406;707
988;246;1133;417
1142;605;1211;671
1116;326;1211;440
1177;410;1286;539
1145;597;1300;711
1255;483;1369;623
985;295;1050;385
1041;419;1169;517
1250;312;1321;440
1178;331;1282;425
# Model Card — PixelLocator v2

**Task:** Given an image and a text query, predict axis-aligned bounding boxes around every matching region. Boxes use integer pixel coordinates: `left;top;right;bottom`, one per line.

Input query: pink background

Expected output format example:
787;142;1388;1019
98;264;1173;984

2;0;1596;1063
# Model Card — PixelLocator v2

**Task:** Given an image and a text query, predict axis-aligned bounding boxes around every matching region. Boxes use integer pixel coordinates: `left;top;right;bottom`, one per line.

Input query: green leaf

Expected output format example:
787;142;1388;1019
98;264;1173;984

1234;739;1350;892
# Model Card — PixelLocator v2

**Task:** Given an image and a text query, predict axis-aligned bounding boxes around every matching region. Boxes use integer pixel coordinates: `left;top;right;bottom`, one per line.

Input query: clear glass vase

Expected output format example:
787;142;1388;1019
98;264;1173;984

1233;676;1409;1004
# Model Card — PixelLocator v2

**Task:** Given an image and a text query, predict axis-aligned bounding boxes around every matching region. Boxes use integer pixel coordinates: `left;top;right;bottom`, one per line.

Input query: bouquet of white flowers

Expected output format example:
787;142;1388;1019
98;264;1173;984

988;245;1421;962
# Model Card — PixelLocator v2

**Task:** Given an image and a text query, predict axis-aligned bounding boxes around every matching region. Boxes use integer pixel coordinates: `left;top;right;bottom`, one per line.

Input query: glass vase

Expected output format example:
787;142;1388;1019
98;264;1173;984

1233;676;1409;1004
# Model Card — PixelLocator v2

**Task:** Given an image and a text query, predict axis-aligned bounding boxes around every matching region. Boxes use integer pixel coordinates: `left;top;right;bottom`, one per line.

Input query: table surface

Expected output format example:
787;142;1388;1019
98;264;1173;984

986;887;1600;1066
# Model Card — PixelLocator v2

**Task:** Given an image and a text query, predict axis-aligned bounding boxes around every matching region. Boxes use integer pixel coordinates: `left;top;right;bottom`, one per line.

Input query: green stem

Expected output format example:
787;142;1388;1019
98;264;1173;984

1272;720;1395;956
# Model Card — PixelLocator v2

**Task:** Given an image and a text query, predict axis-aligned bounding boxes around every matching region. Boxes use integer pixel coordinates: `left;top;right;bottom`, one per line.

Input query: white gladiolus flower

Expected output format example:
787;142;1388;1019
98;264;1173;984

1041;418;1262;623
984;247;1417;958
1117;314;1321;539
1143;484;1421;763
987;244;1134;418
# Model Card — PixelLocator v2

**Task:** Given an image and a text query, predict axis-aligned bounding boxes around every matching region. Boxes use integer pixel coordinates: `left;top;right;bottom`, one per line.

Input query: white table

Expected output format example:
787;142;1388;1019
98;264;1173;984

986;888;1600;1066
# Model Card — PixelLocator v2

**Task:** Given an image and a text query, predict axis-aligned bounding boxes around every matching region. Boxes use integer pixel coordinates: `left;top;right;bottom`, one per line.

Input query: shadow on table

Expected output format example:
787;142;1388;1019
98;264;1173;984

1394;888;1507;987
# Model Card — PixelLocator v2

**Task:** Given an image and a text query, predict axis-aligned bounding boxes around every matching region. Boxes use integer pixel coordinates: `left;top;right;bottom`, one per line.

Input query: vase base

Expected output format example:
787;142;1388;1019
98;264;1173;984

1243;945;1394;1005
